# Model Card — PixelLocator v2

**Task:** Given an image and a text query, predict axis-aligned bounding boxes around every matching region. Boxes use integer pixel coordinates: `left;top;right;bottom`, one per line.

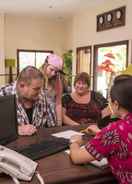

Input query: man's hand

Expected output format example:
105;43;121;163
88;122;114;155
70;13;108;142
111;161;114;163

18;124;37;136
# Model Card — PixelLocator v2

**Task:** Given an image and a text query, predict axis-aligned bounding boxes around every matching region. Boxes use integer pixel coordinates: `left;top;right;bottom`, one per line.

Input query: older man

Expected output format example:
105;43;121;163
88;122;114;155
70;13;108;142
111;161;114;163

0;66;57;136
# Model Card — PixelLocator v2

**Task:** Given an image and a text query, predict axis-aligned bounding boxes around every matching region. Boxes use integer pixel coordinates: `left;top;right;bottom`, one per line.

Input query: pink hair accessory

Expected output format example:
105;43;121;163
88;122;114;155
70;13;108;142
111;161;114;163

47;54;63;70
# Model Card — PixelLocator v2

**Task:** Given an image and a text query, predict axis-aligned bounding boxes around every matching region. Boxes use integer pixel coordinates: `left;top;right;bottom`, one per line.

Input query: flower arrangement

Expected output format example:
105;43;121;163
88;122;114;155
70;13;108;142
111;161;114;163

98;52;119;97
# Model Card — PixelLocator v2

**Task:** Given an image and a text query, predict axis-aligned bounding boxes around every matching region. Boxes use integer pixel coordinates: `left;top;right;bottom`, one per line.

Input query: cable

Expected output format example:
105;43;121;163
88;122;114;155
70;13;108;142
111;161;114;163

11;172;44;184
36;172;45;184
12;177;20;184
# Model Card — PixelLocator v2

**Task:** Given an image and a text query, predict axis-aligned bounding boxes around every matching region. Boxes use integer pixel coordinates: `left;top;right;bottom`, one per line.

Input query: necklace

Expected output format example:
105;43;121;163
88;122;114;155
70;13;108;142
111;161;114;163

71;91;90;104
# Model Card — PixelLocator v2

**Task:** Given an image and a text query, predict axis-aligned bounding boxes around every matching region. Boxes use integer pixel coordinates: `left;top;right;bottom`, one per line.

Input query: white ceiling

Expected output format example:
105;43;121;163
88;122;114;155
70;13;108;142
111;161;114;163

0;0;109;19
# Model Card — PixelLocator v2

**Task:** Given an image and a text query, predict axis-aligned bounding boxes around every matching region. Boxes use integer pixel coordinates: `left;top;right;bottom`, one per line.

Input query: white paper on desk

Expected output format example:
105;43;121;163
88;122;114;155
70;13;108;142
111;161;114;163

52;130;84;139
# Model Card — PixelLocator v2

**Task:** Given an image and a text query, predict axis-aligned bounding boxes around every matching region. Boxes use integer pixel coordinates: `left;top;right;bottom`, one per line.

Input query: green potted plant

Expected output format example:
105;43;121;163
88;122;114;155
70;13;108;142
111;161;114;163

62;50;72;89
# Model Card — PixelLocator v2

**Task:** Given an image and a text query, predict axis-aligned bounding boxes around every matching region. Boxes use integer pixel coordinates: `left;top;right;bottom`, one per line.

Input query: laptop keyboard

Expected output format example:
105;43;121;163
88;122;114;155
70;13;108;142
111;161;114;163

14;137;69;160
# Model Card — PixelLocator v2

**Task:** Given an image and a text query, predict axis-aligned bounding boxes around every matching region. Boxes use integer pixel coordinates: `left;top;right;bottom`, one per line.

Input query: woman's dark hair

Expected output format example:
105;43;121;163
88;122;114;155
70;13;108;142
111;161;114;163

110;77;132;112
74;72;90;87
113;74;132;85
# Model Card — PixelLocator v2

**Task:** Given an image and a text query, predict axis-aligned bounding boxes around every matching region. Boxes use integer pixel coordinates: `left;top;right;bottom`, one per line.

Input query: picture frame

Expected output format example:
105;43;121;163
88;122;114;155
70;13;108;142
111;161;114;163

97;6;126;32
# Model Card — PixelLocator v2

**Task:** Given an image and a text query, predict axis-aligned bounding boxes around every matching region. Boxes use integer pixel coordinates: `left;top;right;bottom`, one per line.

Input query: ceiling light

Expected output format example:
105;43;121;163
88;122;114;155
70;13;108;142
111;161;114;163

49;5;53;9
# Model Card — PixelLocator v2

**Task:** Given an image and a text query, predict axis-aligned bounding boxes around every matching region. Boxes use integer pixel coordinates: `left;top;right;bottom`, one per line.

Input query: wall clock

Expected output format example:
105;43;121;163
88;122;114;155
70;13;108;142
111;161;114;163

107;13;112;22
97;6;126;32
99;16;104;24
116;10;122;19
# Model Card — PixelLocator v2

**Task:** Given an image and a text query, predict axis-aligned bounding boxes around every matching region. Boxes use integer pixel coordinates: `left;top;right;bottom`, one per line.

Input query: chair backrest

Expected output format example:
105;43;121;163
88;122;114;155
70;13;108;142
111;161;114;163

0;95;18;145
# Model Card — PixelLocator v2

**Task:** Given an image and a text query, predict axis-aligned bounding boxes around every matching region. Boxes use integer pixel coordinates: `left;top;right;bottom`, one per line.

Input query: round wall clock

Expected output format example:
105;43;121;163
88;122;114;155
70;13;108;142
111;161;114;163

107;13;112;22
99;16;104;24
116;10;122;19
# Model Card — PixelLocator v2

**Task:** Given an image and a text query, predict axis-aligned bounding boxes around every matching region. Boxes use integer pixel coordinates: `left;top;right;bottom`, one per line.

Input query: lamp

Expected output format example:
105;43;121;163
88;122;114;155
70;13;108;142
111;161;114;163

5;58;16;83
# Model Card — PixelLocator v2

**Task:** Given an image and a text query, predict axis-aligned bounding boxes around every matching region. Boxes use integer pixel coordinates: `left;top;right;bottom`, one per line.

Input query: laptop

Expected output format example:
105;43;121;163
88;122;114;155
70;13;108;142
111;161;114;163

0;95;18;145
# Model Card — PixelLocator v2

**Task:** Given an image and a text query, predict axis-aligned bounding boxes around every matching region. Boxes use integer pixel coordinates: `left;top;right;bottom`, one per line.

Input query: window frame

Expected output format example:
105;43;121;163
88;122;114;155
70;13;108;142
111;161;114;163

17;49;53;75
93;40;129;93
76;46;92;75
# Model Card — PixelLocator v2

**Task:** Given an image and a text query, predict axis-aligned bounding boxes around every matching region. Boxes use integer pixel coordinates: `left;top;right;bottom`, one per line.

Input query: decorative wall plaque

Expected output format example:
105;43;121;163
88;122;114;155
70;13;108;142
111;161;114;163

97;6;126;32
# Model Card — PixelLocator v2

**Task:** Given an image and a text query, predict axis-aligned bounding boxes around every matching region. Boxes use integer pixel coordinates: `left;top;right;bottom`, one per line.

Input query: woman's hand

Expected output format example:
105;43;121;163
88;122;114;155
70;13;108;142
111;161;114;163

86;124;101;135
71;122;80;126
18;124;37;136
81;124;100;135
70;135;83;146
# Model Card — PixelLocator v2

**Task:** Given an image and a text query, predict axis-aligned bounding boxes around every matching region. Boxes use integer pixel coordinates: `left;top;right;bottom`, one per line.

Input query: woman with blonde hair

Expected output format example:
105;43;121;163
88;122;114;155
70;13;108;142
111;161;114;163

40;54;64;126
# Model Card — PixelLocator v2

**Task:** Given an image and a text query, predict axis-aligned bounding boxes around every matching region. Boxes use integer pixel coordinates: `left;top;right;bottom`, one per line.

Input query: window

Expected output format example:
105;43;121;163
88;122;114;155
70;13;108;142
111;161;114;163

76;46;92;75
93;40;128;97
17;49;53;74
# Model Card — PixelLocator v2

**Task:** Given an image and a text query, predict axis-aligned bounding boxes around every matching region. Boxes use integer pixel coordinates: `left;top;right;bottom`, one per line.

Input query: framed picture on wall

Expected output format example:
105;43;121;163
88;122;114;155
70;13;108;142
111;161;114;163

97;6;126;32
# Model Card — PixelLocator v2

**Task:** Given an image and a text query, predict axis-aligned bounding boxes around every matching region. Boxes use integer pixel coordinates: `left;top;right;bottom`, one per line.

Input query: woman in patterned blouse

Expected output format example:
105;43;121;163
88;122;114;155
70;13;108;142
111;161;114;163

62;72;110;126
69;76;132;184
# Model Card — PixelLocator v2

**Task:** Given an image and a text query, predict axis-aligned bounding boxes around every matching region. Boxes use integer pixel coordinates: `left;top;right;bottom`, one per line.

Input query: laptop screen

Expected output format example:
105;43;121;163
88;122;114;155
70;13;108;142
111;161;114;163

0;95;18;145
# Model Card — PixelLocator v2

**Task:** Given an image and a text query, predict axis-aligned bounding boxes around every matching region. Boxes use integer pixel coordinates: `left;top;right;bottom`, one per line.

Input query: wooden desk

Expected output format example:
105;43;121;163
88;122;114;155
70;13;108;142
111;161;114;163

0;126;117;184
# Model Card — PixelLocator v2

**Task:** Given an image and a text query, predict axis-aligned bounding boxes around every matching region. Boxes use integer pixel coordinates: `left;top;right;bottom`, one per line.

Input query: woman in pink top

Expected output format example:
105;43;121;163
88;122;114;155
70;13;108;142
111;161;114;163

69;75;132;184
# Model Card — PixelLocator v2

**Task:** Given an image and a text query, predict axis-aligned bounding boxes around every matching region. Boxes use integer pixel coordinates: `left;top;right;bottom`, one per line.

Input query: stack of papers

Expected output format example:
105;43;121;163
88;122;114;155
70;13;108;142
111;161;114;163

52;130;84;139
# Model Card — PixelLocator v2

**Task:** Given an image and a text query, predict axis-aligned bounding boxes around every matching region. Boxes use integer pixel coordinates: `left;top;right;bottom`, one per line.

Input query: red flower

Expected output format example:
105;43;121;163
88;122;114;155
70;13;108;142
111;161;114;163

98;59;115;73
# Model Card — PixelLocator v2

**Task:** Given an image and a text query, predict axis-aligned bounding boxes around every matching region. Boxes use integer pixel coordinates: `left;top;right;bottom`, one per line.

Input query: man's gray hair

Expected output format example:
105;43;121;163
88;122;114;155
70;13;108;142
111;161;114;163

17;66;43;84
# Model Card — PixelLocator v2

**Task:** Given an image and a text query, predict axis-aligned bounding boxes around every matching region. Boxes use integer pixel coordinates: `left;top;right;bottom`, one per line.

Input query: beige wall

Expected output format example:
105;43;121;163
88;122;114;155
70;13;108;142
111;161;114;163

1;0;132;85
0;14;5;84
0;14;71;85
71;0;132;75
0;14;5;72
5;15;69;60
63;18;74;50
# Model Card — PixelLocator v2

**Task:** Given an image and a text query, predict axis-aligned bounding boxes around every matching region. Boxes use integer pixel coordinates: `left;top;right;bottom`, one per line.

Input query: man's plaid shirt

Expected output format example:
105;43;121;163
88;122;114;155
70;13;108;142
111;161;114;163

0;82;57;127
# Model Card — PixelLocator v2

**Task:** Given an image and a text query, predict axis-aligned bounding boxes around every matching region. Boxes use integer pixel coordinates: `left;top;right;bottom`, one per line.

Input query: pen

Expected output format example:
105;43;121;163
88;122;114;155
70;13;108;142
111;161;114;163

80;128;87;133
80;127;96;136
